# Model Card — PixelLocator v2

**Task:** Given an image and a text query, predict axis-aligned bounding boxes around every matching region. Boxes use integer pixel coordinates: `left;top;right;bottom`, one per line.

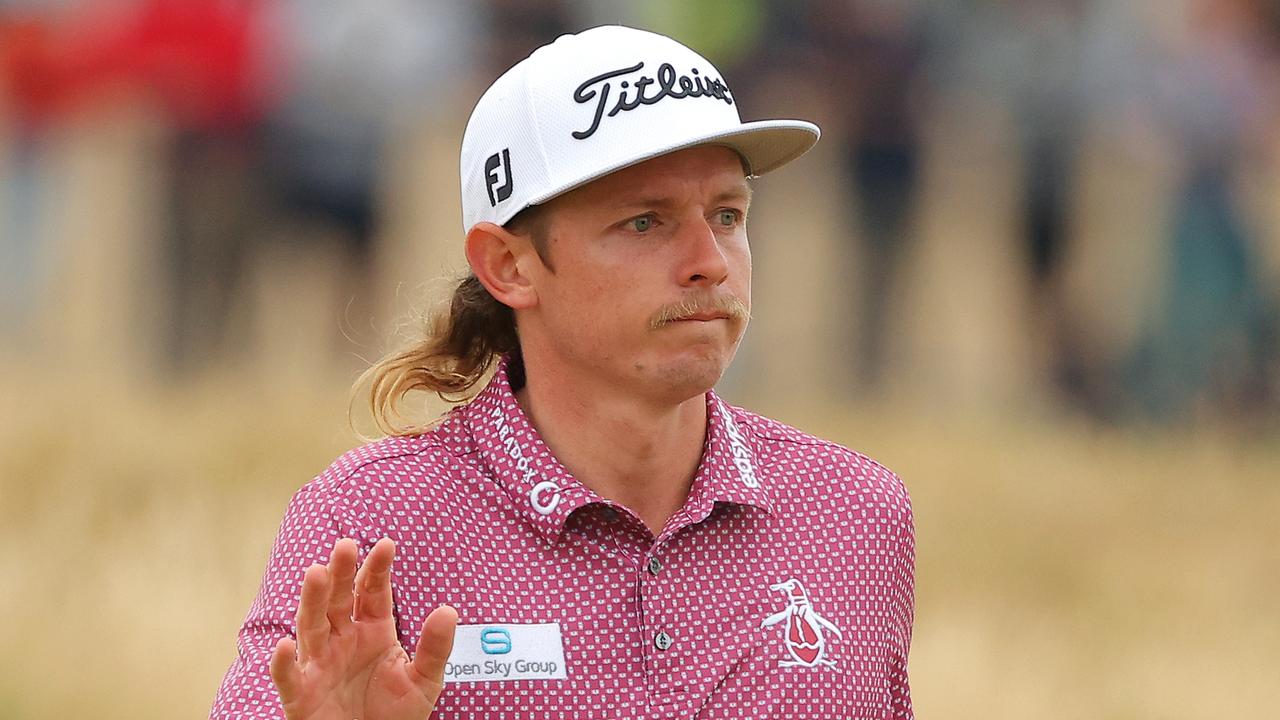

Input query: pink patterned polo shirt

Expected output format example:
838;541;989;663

211;358;915;719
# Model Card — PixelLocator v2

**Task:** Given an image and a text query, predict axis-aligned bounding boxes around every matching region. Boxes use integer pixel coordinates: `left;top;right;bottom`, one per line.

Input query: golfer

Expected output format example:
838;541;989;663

211;25;915;720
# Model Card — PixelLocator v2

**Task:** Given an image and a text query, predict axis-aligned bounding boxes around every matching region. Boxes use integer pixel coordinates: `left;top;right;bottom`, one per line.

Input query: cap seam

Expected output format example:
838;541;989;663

518;57;554;224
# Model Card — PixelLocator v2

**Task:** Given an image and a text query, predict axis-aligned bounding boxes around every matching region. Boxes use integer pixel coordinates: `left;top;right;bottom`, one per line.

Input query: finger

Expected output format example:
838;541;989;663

353;537;396;622
294;563;332;661
325;539;359;632
269;637;302;701
410;605;459;697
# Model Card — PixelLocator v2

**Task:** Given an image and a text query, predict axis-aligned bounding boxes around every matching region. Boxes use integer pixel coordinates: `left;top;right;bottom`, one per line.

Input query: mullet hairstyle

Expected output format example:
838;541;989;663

352;205;552;437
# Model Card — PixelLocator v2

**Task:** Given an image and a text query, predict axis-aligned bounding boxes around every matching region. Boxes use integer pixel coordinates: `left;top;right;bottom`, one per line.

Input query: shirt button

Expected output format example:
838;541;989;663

646;556;662;576
653;631;673;651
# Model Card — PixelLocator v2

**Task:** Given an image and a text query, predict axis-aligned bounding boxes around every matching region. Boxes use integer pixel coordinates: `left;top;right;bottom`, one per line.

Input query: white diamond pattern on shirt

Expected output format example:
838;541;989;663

211;357;915;720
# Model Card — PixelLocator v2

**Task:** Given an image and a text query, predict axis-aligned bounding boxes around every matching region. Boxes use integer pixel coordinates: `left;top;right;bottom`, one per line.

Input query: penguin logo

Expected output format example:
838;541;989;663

759;579;843;668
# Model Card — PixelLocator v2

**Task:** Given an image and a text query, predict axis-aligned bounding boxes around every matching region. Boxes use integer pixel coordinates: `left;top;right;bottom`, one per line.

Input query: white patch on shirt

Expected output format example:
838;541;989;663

718;403;760;488
443;623;568;683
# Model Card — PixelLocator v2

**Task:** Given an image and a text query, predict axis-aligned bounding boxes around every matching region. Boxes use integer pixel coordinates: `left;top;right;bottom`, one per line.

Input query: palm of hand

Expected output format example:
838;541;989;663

270;538;457;720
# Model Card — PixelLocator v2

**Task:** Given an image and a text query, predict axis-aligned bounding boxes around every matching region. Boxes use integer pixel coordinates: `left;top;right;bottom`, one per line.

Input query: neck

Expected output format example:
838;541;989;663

513;357;709;537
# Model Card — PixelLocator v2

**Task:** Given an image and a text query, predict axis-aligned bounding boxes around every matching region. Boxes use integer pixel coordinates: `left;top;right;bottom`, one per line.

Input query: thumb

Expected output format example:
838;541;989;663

409;605;459;699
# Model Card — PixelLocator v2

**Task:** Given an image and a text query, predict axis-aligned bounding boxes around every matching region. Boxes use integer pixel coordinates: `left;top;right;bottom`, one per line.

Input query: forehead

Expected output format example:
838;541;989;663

552;145;751;211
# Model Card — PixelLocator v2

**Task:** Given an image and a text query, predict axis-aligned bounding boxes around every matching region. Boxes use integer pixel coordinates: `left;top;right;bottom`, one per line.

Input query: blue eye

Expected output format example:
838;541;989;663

631;215;653;232
718;210;739;226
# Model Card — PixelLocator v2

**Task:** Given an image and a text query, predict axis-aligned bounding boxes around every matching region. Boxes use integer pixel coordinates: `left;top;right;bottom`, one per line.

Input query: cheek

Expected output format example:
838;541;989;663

730;240;752;295
545;267;642;331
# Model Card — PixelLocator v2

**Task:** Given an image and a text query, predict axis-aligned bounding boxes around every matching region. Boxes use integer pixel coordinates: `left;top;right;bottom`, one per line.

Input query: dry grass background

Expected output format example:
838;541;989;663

1;358;1277;720
2;105;1279;720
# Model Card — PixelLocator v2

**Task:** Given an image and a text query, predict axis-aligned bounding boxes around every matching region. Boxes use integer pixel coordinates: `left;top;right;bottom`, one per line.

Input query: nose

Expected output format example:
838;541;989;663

676;216;730;288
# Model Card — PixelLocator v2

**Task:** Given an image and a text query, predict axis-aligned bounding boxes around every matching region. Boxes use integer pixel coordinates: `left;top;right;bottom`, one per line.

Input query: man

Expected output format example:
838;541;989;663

211;25;915;720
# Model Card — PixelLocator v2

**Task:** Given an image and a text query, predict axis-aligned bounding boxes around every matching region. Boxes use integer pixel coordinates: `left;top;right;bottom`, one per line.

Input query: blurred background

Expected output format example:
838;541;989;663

1;0;1278;718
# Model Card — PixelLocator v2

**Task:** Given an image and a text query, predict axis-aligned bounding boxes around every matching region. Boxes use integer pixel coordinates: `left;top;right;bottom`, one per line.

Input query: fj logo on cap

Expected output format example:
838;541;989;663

485;148;513;206
571;61;733;140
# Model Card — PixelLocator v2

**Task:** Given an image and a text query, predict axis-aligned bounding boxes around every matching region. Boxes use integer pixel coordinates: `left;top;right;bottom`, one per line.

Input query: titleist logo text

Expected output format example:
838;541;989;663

572;61;733;140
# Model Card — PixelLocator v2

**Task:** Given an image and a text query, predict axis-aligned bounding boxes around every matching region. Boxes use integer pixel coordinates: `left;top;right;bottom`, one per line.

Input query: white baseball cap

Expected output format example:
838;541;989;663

459;25;821;232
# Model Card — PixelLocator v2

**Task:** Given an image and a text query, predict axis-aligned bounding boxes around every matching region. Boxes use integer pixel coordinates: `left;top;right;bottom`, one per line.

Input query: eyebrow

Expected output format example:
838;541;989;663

714;184;754;205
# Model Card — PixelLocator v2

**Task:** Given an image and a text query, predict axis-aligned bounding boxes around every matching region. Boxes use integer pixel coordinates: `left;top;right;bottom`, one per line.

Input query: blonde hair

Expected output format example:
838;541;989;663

351;274;519;437
352;207;547;437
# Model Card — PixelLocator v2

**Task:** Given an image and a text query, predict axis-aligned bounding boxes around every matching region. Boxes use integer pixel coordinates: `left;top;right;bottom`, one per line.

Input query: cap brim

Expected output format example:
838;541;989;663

710;119;822;176
523;119;820;210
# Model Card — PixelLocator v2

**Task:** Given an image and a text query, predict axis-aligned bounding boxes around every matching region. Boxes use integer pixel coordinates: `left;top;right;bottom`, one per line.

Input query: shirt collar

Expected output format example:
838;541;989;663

682;391;776;523
464;355;774;544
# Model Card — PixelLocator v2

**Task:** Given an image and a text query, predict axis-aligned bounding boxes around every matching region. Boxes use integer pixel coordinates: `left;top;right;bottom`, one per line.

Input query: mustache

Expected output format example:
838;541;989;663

649;293;751;330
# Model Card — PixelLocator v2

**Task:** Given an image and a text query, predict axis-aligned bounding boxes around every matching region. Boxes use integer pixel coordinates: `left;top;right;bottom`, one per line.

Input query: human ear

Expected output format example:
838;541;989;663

464;222;539;311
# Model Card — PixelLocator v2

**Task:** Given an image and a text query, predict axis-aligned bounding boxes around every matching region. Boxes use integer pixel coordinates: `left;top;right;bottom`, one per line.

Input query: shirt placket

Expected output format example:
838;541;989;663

634;401;767;719
634;542;690;719
566;510;694;718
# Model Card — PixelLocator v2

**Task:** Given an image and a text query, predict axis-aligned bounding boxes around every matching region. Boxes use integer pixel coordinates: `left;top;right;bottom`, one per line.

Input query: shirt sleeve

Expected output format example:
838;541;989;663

209;480;366;719
889;481;916;719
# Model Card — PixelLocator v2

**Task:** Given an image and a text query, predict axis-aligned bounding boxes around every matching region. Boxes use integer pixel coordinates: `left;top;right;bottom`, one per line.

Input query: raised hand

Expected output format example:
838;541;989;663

268;538;457;720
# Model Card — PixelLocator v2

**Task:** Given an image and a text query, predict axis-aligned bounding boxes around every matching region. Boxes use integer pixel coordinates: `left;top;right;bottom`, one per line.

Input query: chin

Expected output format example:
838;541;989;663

649;345;734;398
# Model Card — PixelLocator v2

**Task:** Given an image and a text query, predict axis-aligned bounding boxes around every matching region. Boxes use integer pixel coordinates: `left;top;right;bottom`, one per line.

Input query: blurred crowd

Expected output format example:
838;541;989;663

2;0;1279;426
